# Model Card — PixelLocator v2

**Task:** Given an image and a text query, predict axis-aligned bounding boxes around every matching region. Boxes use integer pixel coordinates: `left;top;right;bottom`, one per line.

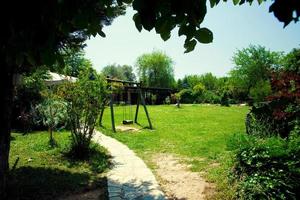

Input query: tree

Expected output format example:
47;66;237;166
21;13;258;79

0;1;125;197
121;65;136;81
182;75;202;89
1;0;299;196
282;48;300;73
12;69;49;133
136;51;175;88
229;45;283;102
101;64;136;81
60;50;93;77
199;73;218;91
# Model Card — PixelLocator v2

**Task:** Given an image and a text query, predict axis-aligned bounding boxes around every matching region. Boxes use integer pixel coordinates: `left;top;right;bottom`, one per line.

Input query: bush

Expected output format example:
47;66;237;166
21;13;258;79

151;94;157;105
178;89;194;103
36;98;68;146
192;83;205;103
220;92;230;106
229;134;300;200
246;70;300;138
164;96;171;105
249;80;272;103
12;70;49;132
59;68;107;159
202;90;221;104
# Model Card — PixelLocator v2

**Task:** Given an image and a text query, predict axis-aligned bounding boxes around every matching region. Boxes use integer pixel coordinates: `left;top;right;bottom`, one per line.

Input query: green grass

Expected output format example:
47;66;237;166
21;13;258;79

9;131;109;200
99;104;249;199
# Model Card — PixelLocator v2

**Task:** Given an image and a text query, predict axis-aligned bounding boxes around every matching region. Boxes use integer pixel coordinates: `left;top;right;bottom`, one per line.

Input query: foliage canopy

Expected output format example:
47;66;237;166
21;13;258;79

136;51;175;88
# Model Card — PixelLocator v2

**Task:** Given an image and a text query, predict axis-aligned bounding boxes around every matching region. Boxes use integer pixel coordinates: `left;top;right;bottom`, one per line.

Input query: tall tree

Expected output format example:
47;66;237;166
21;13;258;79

282;48;300;73
121;65;136;81
0;1;125;197
199;73;218;91
101;64;136;81
229;45;283;101
50;49;93;77
136;51;175;88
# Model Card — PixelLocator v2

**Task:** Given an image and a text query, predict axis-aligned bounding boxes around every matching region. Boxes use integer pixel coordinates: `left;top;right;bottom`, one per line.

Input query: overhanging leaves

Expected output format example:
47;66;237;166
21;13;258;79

184;39;197;53
195;28;213;44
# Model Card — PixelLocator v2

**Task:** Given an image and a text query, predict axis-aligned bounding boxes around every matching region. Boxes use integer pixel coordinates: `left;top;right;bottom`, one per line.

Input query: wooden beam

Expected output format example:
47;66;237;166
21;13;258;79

134;97;140;123
109;91;116;132
139;88;153;129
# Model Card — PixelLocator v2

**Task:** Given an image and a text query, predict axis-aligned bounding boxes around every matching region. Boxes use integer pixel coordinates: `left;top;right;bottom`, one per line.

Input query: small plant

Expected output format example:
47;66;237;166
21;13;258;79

151;94;157;105
229;134;300;199
36;98;68;146
164;96;171;105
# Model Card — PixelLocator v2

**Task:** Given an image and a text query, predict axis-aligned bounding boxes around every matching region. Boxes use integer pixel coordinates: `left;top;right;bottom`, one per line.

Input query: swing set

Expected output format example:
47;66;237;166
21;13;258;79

99;77;153;132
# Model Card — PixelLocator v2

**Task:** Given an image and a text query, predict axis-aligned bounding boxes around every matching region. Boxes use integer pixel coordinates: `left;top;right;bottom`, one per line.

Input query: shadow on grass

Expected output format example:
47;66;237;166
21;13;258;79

62;144;112;174
7;166;107;200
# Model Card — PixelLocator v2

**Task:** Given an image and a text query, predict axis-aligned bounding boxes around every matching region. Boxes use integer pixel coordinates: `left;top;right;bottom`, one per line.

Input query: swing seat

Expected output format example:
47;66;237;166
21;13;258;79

123;119;133;125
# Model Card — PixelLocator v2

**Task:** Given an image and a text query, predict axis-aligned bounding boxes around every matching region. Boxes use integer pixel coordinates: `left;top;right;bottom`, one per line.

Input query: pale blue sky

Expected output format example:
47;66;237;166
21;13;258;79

84;1;300;79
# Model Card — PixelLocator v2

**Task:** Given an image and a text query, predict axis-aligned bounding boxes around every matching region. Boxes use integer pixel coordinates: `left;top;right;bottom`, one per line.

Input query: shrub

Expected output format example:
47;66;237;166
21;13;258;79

192;83;205;103
61;68;107;159
12;69;49;132
229;134;300;200
220;92;230;106
246;70;300;138
164;96;171;105
151;94;157;105
178;89;194;103
249;80;272;103
202;90;221;104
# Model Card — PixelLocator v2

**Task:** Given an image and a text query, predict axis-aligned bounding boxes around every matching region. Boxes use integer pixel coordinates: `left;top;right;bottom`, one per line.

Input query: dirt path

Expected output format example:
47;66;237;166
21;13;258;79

153;154;214;200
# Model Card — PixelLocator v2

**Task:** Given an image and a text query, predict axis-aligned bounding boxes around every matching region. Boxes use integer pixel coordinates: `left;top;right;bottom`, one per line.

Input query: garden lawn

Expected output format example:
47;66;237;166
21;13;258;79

99;104;249;199
8;131;110;200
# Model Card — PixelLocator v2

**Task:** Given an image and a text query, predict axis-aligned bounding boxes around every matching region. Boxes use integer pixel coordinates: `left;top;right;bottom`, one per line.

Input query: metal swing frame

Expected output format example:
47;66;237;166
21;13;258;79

98;77;153;132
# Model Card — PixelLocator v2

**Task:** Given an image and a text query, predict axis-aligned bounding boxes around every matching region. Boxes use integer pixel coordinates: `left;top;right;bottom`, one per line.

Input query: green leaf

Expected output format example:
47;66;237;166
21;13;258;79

195;28;213;44
178;25;195;40
133;13;142;32
155;17;173;41
209;0;216;7
184;39;197;53
140;13;155;31
233;0;240;5
132;0;143;11
98;29;106;37
160;31;171;41
155;18;165;33
209;0;221;7
257;0;263;4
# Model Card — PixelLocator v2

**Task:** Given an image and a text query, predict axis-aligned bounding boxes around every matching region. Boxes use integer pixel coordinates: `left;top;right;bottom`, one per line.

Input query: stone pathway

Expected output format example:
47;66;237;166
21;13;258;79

92;131;165;200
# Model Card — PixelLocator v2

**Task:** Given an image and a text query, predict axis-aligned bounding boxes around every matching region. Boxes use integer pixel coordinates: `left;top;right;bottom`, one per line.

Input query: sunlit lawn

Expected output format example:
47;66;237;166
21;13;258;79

99;104;249;198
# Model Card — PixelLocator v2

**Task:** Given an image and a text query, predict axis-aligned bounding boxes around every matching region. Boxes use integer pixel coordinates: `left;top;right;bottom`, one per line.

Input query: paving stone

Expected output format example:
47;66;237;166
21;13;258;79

109;196;122;200
109;192;121;198
92;131;165;200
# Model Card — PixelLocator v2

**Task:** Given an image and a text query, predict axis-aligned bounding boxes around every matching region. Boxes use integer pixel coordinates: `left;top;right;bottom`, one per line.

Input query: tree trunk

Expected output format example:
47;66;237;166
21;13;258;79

0;63;14;199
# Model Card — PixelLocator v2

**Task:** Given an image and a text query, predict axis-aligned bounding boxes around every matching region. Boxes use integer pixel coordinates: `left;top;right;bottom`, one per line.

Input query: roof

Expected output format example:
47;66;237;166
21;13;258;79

45;72;77;85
